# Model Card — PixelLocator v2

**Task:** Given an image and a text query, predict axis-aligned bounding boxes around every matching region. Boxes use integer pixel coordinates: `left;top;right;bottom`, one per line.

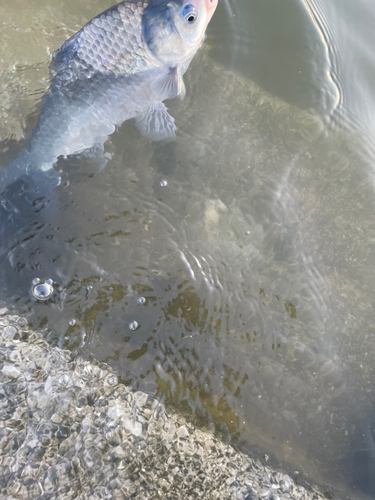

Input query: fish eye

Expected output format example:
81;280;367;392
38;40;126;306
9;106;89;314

182;4;197;23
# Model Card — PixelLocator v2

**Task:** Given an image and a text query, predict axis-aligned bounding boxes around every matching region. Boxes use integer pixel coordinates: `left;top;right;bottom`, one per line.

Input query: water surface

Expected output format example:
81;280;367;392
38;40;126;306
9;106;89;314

1;0;375;497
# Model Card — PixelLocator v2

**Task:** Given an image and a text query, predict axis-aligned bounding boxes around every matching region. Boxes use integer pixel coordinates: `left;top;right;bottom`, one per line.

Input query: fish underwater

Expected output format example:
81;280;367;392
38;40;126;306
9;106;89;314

0;0;217;203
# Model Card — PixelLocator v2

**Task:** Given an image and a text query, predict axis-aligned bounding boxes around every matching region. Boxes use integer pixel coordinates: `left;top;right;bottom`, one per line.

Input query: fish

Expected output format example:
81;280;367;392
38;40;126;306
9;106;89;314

0;0;217;201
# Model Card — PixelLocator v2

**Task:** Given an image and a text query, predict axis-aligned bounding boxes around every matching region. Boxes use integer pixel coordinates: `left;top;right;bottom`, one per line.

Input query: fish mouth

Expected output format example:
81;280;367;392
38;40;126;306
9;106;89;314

204;0;218;21
193;0;218;27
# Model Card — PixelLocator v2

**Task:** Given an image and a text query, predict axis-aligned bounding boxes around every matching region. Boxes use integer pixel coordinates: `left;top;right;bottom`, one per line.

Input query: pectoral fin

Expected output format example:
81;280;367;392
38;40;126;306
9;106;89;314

135;102;176;142
151;66;185;100
178;79;186;100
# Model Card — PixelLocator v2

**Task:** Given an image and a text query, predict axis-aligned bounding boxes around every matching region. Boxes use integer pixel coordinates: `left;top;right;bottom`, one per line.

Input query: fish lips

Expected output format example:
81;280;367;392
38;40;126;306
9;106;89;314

204;0;218;22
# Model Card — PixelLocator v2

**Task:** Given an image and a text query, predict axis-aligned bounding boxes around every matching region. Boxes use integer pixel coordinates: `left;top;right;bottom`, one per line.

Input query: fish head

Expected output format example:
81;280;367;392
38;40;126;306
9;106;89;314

143;0;218;66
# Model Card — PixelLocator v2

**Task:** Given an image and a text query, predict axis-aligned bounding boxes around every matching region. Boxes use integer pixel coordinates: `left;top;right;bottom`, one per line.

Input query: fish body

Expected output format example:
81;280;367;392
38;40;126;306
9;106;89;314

0;0;217;196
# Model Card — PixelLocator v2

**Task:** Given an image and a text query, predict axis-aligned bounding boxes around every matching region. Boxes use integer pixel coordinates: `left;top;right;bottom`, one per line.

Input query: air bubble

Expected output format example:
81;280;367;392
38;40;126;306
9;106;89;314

129;321;139;331
59;374;70;385
137;297;146;305
85;286;93;300
108;375;118;386
160;180;167;187
69;319;76;326
245;230;251;235
31;278;54;301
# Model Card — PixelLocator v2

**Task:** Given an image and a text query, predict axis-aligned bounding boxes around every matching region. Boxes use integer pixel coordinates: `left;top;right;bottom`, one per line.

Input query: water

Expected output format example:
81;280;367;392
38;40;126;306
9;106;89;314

1;0;375;497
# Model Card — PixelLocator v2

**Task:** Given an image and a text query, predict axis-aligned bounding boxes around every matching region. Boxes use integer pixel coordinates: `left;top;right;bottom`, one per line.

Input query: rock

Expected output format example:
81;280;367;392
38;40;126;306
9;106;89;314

0;305;327;500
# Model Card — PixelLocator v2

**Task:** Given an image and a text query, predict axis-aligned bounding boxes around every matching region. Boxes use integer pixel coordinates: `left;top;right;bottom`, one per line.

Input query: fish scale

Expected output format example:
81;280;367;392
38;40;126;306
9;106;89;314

52;1;153;88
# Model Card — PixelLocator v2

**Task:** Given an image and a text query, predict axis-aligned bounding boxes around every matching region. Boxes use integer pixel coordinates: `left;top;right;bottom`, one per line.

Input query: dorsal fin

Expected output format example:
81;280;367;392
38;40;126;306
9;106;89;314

52;30;81;67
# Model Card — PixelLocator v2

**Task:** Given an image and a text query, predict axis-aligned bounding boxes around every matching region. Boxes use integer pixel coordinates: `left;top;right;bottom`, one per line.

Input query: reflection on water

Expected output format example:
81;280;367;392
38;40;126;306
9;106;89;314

1;0;375;498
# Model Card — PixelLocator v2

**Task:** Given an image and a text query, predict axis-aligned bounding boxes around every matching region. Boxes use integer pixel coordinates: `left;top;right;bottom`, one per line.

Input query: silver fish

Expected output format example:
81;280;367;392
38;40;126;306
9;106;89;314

0;0;217;197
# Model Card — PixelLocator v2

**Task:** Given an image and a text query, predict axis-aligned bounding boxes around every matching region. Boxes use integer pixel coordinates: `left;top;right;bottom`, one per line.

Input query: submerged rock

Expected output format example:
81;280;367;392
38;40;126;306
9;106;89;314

0;305;326;500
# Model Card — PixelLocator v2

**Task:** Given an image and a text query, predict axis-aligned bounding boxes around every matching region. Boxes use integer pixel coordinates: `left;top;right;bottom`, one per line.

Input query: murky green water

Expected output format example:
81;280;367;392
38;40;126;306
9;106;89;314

1;0;375;498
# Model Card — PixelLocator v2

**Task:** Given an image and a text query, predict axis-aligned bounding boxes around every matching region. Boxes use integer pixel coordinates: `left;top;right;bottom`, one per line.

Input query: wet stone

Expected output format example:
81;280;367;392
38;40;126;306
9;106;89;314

2;364;21;379
3;325;17;339
0;303;328;500
176;425;189;438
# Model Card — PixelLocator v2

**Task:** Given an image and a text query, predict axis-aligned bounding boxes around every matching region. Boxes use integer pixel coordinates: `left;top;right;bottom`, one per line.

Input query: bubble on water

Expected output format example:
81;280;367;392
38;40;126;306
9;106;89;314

85;286;93;300
58;374;70;385
245;230;251;235
137;297;146;305
69;319;76;326
107;375;118;386
160;180;168;187
129;321;139;331
31;278;54;301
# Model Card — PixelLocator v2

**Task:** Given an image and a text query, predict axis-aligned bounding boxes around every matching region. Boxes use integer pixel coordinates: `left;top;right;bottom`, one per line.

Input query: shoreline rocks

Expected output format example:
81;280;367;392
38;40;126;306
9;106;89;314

0;305;326;500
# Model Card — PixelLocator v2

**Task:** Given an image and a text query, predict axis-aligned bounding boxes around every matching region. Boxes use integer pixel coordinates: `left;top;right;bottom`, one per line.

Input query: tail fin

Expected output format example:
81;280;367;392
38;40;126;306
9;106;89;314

0;149;60;214
0;149;30;195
